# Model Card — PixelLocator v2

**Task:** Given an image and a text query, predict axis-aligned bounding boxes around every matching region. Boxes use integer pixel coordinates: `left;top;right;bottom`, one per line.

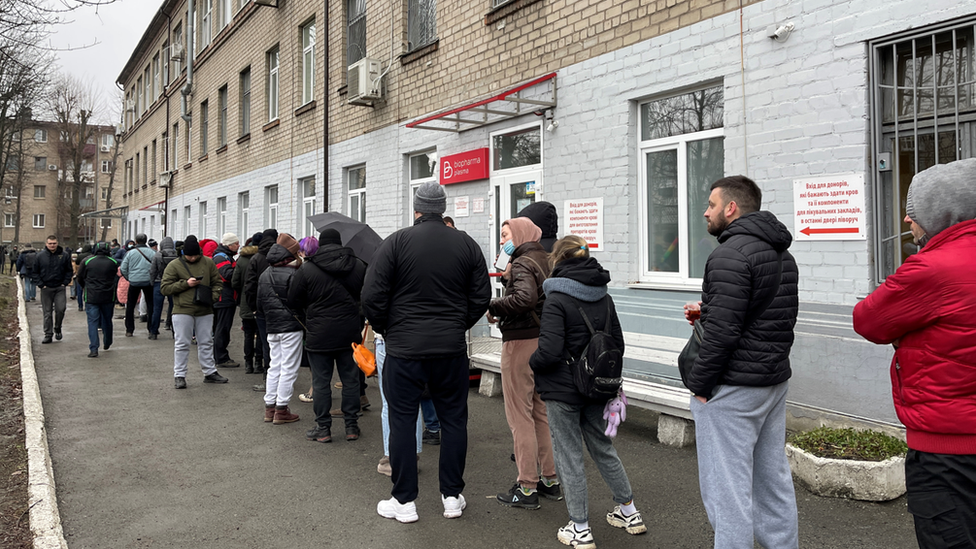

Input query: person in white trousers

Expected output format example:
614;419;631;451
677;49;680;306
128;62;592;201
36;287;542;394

257;234;305;424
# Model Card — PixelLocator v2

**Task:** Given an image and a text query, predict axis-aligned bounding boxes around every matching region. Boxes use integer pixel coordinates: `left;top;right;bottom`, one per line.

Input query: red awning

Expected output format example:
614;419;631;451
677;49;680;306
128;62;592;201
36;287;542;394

405;73;557;132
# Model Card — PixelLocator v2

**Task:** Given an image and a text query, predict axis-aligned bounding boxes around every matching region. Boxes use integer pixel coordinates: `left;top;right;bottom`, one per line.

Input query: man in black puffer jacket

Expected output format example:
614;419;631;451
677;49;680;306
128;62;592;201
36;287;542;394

683;176;799;549
78;243;118;357
33;235;74;344
288;228;367;443
364;181;491;523
243;228;278;382
212;233;240;367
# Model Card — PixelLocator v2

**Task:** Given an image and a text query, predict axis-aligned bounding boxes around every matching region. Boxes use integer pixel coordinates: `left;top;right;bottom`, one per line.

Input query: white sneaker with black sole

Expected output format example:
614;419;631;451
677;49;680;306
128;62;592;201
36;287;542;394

377;497;419;523
557;521;596;549
442;494;466;518
606;505;647;534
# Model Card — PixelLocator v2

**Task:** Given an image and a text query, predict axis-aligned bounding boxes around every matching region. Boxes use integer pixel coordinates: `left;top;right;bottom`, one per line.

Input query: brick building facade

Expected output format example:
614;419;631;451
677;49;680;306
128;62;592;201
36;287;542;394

118;0;976;426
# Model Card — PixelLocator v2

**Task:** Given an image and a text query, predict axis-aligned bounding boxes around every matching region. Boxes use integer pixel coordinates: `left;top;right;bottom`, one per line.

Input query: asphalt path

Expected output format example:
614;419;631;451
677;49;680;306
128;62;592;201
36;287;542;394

28;298;918;548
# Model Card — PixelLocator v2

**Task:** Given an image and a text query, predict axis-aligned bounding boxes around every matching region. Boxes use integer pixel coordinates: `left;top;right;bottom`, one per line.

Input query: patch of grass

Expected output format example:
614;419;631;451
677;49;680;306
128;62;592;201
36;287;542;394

789;427;908;462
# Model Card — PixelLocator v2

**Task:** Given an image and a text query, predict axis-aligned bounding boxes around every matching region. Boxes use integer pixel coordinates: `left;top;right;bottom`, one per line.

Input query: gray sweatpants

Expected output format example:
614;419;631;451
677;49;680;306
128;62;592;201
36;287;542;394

172;314;217;378
690;382;798;549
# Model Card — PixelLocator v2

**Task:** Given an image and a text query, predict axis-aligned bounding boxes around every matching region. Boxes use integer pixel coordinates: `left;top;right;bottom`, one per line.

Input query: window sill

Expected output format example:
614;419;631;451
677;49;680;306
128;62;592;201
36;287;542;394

237;133;251;144
215;144;228;155
183;163;192;170
142;184;148;190
198;154;209;162
337;84;348;97
133;188;140;194
627;281;703;293
295;101;316;117
401;40;439;66
263;119;280;132
485;0;542;25
150;179;156;186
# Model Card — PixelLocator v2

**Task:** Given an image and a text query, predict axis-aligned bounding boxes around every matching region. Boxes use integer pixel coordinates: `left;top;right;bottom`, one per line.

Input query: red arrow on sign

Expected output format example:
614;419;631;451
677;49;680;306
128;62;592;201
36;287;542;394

800;227;859;236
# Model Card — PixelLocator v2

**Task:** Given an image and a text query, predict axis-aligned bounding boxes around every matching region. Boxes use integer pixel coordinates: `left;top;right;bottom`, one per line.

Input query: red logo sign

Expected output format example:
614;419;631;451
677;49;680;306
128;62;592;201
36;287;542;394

440;148;489;184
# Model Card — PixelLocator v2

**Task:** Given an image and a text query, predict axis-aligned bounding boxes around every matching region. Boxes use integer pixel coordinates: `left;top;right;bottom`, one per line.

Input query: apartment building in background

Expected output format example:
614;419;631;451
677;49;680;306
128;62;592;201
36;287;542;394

2;121;120;247
118;0;976;429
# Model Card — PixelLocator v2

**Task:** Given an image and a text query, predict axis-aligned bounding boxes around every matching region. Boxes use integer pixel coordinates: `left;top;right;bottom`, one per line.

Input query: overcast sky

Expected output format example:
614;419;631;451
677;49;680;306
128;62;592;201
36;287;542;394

49;0;160;123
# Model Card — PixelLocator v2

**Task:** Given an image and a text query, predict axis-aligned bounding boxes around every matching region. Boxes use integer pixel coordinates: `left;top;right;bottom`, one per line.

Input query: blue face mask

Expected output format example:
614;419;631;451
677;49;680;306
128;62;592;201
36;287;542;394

502;240;515;255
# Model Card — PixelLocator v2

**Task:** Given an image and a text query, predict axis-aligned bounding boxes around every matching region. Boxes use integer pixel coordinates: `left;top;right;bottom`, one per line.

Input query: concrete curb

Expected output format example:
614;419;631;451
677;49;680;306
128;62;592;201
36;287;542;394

786;443;906;502
14;277;69;549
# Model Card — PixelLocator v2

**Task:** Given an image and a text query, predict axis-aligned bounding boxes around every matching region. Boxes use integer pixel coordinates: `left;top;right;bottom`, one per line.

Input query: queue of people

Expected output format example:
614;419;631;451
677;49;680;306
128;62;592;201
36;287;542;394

10;159;973;549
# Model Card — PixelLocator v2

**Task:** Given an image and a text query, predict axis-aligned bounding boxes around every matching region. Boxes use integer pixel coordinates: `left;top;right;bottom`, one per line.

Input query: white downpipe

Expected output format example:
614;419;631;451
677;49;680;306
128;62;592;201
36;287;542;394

181;0;194;123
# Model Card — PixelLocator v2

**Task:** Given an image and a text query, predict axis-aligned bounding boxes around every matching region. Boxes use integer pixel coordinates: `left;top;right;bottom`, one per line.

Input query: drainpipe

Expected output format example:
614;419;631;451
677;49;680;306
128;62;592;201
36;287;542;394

181;0;194;123
164;10;173;237
323;0;329;212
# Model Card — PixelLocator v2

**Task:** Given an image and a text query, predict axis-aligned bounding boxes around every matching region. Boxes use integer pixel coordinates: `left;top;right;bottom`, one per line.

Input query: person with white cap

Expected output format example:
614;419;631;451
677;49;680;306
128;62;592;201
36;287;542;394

212;232;241;367
363;180;492;522
854;157;976;549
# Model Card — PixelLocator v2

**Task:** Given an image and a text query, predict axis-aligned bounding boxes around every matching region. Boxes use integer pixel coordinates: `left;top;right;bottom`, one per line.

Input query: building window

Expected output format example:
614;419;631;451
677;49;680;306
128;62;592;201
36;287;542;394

870;18;976;282
34;157;47;171
101;187;108;200
34;129;47;143
144;67;151;112
101;160;112;173
221;0;232;28
200;100;209;154
34;185;45;199
162;131;169;171
267;46;279;121
5;156;18;172
172;23;183;75
239;191;249;236
408;0;436;51
102;134;114;148
409;152;437;226
162;40;170;87
348;166;366;222
218;85;228;147
4;213;14;228
201;0;213;51
32;214;44;228
638;84;725;282
299;176;316;237
4;186;14;198
135;153;140;188
137;76;144;116
240;67;251;135
185;113;192;161
101;218;112;229
199;201;207;238
153;52;160;99
143;146;149;184
217;196;227;236
151;139;157;182
170;209;177;233
347;0;366;67
172;122;179;168
302;21;315;105
183;205;191;238
266;185;278;229
492;126;542;170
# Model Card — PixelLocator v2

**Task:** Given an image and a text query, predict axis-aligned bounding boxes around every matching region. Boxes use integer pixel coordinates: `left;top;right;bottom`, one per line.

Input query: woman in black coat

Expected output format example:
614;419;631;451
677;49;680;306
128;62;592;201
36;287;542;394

529;235;646;548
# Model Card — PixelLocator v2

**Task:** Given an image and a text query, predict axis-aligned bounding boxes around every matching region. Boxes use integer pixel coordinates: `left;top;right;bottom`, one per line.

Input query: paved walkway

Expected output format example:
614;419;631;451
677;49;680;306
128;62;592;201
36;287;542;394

25;294;918;548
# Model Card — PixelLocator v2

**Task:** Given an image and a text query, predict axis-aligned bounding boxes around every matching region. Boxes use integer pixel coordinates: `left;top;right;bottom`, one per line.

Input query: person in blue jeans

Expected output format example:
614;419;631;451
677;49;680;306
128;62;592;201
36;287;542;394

421;395;441;444
149;237;179;339
77;243;119;358
17;245;37;301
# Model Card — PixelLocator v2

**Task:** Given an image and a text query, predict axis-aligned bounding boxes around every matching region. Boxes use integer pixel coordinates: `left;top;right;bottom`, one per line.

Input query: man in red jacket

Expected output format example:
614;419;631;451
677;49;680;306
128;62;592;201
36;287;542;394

853;157;976;549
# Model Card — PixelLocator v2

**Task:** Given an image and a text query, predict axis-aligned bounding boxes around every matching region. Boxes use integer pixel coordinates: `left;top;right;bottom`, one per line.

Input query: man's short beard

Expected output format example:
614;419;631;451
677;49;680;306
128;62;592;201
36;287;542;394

707;213;728;236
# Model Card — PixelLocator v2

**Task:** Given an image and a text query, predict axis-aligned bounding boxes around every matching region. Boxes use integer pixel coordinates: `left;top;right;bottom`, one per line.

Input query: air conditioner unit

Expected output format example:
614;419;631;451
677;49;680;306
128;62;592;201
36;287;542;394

170;42;185;61
125;99;136;112
100;145;110;153
347;58;383;105
48;164;57;171
159;171;172;188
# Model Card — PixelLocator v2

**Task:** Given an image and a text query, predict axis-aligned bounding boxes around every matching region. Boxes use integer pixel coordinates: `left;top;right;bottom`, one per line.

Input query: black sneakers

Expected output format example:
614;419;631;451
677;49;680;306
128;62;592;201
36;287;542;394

423;428;441;445
306;425;332;443
203;372;229;384
55;329;62;340
497;483;541;510
41;335;52;344
537;478;564;501
87;350;98;358
174;377;187;389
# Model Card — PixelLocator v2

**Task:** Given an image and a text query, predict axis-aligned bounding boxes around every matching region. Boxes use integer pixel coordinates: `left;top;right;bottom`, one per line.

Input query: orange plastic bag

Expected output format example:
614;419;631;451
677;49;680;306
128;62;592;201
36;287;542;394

352;322;376;377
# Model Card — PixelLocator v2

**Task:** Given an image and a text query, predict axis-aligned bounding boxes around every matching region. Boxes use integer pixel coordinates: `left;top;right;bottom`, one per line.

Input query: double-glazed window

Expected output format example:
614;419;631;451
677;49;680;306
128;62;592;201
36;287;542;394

218;85;228;147
101;160;112;173
239;191;249;236
348;166;366;222
183;205;191;238
3;213;13;227
200;0;213;52
200;100;209;154
240;67;251;135
267;47;279;121
302;21;316;105
300;177;316;237
34;157;46;171
638;84;725;283
34;185;45;199
409;152;437;226
32;214;44;228
217;196;227;236
870;17;976;281
266;185;278;229
347;0;366;66
34;129;47;143
153;53;160;99
199;201;208;238
408;0;437;51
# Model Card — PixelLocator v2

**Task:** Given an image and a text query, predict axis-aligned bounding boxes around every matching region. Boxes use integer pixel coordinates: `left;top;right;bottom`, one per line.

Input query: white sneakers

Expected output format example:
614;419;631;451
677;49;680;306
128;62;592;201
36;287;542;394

557;521;596;549
441;494;466;518
376;498;419;523
377;494;467;522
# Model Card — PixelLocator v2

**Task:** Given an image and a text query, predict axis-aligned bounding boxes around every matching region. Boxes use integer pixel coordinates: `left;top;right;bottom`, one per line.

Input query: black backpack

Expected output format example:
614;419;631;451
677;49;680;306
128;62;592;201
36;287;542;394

569;302;623;401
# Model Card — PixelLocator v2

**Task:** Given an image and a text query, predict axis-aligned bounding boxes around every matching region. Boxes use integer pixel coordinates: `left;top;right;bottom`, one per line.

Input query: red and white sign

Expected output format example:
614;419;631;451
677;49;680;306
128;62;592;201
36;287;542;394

454;196;470;217
472;197;485;213
565;198;603;250
440;148;489;184
793;174;866;241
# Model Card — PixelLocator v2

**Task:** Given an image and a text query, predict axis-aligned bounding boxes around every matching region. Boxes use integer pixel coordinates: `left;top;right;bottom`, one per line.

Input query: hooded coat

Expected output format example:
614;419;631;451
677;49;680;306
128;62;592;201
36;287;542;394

288;243;367;352
212;243;237;308
78;245;118;304
17;248;37;276
244;229;278;314
529;256;625;405
149;237;179;284
517;201;559;252
256;243;303;334
488;217;550;341
685;211;800;399
232;244;259;319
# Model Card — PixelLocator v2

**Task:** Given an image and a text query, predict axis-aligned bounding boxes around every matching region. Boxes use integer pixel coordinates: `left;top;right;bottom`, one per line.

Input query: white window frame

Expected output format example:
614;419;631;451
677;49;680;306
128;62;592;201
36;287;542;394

221;0;232;28
240;67;251;135
101;160;111;173
299;176;316;238
201;0;213;50
218;85;228;147
408;0;437;51
408;151;437;227
34;185;45;199
266;185;278;230
153;53;160;99
32;213;45;228
239;191;249;236
637;116;724;288
302;21;315;105
200;100;209;154
347;166;366;223
183;205;191;238
267;46;279;121
217;196;227;236
3;213;14;228
101;187;109;200
34;129;47;143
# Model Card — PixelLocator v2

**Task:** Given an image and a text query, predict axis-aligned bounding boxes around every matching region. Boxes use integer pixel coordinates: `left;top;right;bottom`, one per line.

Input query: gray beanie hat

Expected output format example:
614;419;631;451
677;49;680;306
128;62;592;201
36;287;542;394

905;157;976;246
414;181;447;214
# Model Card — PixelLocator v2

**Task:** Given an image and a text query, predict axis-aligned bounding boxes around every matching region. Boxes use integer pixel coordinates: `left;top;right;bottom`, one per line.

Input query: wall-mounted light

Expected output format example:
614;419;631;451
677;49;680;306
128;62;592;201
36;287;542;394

767;21;795;43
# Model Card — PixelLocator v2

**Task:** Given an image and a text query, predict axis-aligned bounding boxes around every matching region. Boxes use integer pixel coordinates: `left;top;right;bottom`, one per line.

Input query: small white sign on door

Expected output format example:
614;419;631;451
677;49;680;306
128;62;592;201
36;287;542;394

454;196;470;217
564;197;604;251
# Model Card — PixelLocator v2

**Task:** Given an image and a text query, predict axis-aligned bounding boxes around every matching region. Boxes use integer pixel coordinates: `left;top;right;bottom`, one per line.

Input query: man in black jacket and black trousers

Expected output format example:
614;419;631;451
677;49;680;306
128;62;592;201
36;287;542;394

364;181;491;523
243;228;278;387
682;176;799;549
212;233;240;367
78;243;118;357
33;235;74;344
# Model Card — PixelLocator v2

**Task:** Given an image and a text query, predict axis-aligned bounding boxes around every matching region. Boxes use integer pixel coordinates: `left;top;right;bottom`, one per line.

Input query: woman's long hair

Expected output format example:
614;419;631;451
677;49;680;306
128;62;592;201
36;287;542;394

549;235;590;270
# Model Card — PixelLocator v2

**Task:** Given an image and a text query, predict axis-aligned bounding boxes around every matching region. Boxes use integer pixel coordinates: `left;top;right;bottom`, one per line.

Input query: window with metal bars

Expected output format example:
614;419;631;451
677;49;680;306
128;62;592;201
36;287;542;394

347;0;366;67
870;16;976;281
408;0;436;51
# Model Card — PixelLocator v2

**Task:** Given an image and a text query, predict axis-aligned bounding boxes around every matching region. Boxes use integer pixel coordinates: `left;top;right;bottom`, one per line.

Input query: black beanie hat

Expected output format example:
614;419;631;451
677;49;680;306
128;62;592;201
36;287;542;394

318;228;342;247
183;235;202;256
262;228;279;244
251;232;264;245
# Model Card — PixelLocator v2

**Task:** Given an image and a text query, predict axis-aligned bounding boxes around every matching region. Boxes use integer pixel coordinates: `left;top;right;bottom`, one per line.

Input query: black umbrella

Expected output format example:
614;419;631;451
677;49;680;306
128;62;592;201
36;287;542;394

306;211;383;264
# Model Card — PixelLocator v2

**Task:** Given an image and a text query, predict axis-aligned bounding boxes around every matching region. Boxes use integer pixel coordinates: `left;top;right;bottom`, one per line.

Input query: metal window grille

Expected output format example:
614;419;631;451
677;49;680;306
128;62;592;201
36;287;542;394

408;0;436;51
